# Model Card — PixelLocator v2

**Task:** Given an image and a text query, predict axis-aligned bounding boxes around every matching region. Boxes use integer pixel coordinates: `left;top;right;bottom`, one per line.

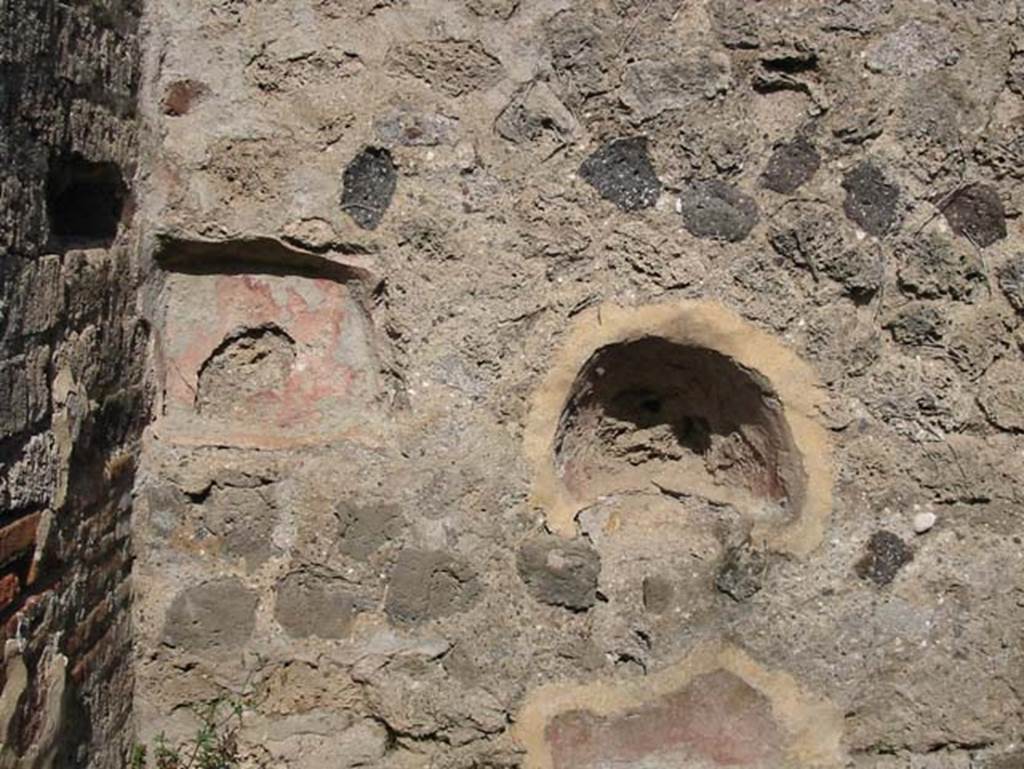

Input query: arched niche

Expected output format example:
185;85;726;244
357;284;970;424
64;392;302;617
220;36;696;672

525;301;832;556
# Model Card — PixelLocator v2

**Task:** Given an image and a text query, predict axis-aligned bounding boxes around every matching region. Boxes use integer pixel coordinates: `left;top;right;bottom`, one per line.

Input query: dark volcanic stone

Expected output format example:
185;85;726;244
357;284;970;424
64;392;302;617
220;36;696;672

579;136;661;211
761;136;820;193
855;530;913;586
715;546;767;602
517;534;601;610
941;183;1006;248
842;162;899;236
679;179;759;242
385;549;481;623
341;146;397;230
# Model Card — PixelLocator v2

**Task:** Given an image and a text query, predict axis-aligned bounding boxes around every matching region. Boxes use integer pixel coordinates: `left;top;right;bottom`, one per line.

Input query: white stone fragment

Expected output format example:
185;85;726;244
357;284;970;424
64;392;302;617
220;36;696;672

913;511;937;534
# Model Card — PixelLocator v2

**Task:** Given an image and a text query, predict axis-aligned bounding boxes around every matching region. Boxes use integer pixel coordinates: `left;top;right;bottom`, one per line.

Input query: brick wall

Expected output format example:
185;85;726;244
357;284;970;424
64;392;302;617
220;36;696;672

0;0;146;766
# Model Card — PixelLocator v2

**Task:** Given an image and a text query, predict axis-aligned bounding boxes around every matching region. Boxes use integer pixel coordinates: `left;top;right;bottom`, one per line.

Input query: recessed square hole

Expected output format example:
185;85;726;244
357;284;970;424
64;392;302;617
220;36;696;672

47;154;127;247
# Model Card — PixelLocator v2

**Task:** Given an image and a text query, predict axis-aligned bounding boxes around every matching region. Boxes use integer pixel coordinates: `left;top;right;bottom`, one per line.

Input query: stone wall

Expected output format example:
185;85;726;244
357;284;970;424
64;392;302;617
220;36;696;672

4;0;1024;767
0;0;146;766
129;1;1024;768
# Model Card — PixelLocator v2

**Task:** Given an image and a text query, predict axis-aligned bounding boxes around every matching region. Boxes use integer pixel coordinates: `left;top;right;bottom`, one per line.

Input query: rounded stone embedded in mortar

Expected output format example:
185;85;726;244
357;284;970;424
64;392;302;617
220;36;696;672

524;301;832;556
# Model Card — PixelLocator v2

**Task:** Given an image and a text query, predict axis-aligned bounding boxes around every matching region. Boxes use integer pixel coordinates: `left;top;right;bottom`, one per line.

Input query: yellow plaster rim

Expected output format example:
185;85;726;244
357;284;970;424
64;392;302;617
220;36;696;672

513;640;845;769
523;301;833;556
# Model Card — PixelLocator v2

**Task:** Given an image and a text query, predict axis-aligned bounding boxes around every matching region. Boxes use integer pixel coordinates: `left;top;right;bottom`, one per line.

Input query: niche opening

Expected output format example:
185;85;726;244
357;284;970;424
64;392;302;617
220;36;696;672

554;337;803;517
196;325;297;419
47;154;126;247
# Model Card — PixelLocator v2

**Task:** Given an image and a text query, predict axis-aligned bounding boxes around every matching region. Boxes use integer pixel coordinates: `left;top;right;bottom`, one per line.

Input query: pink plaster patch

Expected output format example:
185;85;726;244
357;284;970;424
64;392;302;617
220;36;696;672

546;671;783;768
159;271;378;447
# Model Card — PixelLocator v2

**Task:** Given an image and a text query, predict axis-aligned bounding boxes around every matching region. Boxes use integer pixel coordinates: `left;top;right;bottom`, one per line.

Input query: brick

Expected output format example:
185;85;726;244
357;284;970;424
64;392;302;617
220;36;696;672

65;595;112;657
0;351;49;440
0;573;21;613
0;513;40;567
71;622;123;686
13;255;64;335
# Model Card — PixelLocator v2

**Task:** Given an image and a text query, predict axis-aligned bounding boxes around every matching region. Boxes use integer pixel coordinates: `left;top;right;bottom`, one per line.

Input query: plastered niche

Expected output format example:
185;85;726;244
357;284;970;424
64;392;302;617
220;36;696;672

513;641;845;769
153;238;382;448
525;301;832;555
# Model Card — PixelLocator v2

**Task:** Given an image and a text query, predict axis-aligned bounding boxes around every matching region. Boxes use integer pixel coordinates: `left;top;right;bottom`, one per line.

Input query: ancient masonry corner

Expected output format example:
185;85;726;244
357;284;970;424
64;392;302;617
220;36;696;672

1;0;147;766
4;0;1024;768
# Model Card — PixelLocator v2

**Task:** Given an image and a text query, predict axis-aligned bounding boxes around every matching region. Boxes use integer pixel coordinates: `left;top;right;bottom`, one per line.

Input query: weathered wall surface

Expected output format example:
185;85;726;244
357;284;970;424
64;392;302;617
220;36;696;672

0;0;146;766
131;1;1024;768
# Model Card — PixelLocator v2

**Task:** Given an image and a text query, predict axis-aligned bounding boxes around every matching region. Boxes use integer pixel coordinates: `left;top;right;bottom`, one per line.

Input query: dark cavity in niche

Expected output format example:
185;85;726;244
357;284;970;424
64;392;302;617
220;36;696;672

554;337;803;514
47;154;127;247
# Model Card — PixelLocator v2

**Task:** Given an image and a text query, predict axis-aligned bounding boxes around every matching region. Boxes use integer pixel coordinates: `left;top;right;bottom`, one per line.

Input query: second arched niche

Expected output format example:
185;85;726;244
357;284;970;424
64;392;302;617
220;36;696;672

524;301;832;556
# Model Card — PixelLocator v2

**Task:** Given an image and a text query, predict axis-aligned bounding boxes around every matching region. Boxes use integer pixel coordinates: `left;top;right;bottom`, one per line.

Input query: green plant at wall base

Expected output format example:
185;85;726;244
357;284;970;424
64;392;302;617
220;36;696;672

130;699;244;769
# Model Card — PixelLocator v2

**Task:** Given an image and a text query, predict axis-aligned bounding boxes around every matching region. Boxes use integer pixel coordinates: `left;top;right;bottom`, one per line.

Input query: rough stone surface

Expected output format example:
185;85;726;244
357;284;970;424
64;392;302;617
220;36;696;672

161;79;208;116
896;233;983;300
579;137;661;211
517;534;601;610
163;578;259;651
199;484;278;568
374;108;459;147
547;670;782;767
385;550;481;623
274;569;360;639
998;255;1024;313
761;136;821;194
642;575;674;614
0;0;146;766
865;21;959;77
386;40;502;97
336;501;403;560
842;162;900;236
769;202;883;299
715;545;767;602
341;147;398;230
3;1;1015;767
886;303;948;347
941;184;1007;247
979;359;1024;432
619;48;732;120
855;531;913;586
678;180;759;242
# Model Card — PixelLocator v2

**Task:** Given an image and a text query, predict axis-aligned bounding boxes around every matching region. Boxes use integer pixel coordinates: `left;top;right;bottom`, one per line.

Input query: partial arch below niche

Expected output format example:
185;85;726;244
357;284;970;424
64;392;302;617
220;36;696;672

513;641;845;769
525;301;832;556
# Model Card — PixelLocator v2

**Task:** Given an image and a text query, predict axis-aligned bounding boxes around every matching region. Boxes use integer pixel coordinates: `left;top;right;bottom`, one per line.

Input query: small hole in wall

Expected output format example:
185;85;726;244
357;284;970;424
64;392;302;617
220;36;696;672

196;325;296;419
46;154;127;247
555;337;803;515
